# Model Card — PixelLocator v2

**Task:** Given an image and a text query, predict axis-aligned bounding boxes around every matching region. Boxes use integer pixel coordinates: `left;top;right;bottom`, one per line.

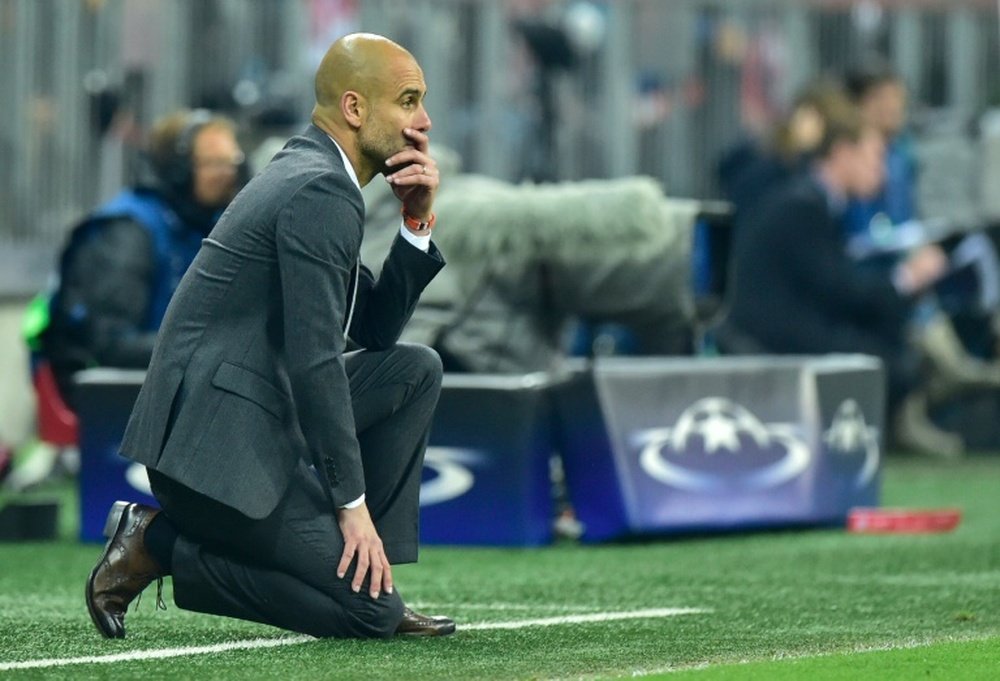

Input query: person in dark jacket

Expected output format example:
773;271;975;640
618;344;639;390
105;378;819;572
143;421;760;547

721;93;962;456
718;79;846;231
41;109;245;403
85;33;453;642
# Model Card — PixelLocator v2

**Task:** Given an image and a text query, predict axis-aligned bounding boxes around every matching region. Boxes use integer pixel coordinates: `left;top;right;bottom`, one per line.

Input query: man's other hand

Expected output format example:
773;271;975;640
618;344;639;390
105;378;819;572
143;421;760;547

336;503;393;599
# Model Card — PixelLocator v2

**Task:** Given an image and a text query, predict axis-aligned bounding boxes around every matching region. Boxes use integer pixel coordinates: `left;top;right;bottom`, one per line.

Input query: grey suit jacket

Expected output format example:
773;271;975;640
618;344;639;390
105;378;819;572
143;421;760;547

120;124;445;519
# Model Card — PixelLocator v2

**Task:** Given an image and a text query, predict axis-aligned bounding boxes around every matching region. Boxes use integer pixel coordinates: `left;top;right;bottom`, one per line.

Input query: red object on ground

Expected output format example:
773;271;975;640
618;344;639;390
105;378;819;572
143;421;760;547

846;507;962;534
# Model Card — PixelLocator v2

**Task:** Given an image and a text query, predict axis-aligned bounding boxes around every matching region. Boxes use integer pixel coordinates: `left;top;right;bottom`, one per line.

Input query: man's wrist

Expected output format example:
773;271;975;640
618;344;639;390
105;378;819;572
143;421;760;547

340;493;366;510
402;208;435;232
399;222;431;251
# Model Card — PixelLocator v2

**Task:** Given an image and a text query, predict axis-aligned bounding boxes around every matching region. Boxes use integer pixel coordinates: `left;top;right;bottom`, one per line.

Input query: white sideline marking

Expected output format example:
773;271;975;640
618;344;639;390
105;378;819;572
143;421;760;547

411;601;599;612
0;637;312;672
462;608;708;631
0;607;708;671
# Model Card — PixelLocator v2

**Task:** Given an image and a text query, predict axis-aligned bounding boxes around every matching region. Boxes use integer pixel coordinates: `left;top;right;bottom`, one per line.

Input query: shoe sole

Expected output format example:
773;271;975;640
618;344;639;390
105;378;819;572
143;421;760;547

396;625;456;637
396;618;457;637
85;501;131;639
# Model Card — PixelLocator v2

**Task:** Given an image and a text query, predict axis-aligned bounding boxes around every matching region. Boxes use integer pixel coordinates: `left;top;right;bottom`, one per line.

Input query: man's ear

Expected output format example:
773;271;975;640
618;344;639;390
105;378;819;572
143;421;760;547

341;91;365;129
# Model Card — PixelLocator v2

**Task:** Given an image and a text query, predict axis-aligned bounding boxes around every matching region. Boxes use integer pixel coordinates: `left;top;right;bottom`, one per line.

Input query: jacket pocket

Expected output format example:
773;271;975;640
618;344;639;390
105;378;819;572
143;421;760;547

211;361;288;421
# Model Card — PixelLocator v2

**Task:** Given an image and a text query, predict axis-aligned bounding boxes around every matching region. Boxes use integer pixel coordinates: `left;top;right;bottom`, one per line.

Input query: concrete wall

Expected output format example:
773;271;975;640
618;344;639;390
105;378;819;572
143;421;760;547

0;297;37;447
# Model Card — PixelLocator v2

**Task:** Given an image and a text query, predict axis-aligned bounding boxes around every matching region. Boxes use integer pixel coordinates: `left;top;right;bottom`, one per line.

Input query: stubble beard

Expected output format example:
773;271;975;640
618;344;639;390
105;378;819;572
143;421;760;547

359;124;403;176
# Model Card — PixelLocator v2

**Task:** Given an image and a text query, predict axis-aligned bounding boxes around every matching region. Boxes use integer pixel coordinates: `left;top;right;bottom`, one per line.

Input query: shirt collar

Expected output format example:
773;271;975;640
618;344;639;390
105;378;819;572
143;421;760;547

326;134;361;191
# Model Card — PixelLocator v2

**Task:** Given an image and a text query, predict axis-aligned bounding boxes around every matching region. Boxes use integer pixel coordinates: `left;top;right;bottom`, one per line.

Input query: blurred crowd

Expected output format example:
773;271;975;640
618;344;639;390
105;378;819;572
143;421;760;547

717;61;1000;458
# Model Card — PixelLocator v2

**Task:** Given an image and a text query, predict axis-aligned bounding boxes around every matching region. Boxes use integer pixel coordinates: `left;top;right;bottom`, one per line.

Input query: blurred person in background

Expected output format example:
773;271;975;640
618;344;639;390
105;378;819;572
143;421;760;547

35;109;246;405
359;155;699;374
5;110;245;493
843;61;1000;400
718;79;846;230
719;92;963;458
843;61;914;237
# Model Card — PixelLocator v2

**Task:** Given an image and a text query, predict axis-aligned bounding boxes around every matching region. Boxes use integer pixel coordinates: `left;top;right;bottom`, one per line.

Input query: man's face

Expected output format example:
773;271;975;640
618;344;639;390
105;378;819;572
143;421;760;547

787;104;825;154
357;52;432;173
191;125;243;208
862;81;907;138
847;129;886;199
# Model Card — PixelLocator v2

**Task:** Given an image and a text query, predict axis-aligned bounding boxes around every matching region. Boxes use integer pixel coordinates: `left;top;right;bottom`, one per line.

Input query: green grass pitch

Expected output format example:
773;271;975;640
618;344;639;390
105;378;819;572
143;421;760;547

0;456;997;679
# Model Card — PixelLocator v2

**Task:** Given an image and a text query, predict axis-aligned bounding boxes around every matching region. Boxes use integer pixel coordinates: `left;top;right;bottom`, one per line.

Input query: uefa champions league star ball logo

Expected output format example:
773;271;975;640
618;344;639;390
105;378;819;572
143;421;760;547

419;447;480;506
633;397;811;492
128;450;483;507
822;399;880;487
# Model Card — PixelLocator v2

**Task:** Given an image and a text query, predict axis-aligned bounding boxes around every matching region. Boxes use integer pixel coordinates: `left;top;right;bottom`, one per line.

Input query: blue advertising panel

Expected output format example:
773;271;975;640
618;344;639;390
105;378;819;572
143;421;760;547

419;373;556;546
556;356;884;541
74;370;155;543
74;369;556;546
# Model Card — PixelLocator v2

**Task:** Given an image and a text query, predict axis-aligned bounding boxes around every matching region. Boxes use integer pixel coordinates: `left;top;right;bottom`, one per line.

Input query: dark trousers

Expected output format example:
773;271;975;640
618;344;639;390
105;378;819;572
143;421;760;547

148;343;443;638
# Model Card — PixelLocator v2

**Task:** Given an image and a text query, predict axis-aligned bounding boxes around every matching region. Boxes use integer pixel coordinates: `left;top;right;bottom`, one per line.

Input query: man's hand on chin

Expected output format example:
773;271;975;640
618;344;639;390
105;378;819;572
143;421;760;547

384;128;439;220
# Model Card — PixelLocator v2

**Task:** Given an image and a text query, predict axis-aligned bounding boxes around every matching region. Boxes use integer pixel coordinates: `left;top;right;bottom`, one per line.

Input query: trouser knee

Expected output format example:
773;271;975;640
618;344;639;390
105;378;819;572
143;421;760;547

300;590;404;639
394;343;443;393
346;590;405;639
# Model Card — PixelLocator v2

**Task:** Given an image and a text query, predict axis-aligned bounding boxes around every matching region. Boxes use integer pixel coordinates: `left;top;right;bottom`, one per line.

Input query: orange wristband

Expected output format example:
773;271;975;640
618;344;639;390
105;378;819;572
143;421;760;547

402;209;436;231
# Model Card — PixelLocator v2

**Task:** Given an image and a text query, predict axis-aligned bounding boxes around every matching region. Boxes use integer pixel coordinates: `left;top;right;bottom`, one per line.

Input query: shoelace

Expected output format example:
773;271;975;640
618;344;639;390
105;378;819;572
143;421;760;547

132;577;167;612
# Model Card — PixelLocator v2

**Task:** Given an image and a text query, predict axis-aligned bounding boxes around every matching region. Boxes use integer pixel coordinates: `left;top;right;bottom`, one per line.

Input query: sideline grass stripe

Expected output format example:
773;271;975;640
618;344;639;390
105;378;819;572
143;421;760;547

0;607;708;671
639;636;1000;680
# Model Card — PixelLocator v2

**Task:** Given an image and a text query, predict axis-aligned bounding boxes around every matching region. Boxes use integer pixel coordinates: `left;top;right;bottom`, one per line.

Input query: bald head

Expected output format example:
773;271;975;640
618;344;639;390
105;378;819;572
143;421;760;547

314;33;413;114
311;33;431;186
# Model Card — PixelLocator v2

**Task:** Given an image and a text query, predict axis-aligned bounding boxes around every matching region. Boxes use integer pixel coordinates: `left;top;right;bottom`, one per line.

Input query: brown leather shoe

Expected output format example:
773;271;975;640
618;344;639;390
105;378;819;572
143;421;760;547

395;606;456;637
85;501;165;639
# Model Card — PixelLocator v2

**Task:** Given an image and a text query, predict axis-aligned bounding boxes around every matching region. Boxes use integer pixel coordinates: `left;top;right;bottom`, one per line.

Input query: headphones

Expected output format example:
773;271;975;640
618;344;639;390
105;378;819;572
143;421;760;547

156;108;215;194
147;108;250;198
